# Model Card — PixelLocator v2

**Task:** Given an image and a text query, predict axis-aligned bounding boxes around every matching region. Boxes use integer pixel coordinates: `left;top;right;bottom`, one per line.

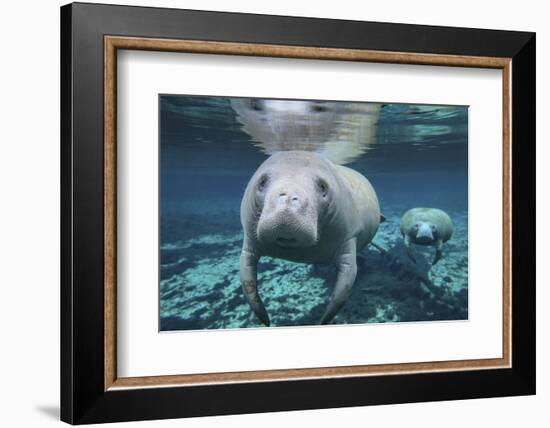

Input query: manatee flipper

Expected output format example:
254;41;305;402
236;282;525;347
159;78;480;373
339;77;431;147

380;214;387;223
240;238;270;326
432;239;443;266
404;235;416;264
321;238;358;325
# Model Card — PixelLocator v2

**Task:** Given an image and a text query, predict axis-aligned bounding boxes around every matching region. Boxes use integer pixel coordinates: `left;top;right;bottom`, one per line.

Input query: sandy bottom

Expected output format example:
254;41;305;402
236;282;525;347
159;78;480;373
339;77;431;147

160;199;468;331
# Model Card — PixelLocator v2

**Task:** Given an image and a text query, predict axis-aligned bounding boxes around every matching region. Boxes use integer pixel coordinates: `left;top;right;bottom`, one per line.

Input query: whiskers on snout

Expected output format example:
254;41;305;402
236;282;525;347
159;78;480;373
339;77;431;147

256;205;319;248
257;216;318;247
255;184;319;248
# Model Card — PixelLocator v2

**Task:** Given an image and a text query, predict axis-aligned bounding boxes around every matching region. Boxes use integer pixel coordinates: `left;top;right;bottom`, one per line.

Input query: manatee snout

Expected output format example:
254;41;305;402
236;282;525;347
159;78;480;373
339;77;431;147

414;222;437;244
257;184;318;247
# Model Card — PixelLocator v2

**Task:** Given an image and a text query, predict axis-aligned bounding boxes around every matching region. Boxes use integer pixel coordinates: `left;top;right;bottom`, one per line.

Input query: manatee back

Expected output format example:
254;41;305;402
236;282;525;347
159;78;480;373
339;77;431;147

332;163;381;249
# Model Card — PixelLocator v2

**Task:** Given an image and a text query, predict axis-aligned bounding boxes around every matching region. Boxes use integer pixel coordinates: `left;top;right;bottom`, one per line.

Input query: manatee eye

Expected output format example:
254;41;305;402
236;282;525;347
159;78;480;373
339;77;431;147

257;174;269;192
430;225;436;230
250;99;265;112
316;178;329;197
311;102;328;113
414;223;420;229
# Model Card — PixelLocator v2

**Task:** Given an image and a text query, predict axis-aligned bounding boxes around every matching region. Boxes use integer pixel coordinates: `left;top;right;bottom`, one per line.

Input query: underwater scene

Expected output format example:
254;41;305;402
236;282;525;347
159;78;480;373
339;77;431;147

160;95;468;331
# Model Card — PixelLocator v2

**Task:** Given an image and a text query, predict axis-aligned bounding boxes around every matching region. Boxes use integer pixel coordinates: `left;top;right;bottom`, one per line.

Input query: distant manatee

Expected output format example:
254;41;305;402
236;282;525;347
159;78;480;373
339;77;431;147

400;208;453;266
240;150;382;325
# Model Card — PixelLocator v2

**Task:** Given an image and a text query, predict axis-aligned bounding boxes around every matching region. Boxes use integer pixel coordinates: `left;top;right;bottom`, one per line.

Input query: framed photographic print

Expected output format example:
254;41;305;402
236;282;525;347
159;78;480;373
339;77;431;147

60;2;536;425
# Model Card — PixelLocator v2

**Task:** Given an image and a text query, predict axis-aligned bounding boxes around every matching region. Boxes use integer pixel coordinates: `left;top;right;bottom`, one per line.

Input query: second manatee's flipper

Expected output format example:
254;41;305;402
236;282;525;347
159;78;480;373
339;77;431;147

320;238;358;325
404;235;416;264
432;239;443;266
239;237;270;326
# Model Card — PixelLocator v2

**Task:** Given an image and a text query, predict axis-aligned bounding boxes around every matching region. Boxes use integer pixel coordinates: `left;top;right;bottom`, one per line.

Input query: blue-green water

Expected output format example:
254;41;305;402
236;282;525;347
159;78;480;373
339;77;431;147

160;96;468;331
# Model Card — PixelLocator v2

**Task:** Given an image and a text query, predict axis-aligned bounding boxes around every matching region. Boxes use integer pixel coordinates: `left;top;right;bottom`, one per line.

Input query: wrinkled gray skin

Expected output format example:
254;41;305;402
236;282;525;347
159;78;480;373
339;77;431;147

240;150;381;326
400;208;454;266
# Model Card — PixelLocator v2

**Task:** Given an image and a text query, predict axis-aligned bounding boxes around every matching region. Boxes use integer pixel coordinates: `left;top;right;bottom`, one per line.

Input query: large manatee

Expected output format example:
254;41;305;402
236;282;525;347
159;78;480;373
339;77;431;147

240;150;381;325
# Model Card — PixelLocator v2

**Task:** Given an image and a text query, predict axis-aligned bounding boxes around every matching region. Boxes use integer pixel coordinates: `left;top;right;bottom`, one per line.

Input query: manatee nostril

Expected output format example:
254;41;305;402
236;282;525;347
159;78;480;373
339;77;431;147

291;196;299;202
277;193;289;207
